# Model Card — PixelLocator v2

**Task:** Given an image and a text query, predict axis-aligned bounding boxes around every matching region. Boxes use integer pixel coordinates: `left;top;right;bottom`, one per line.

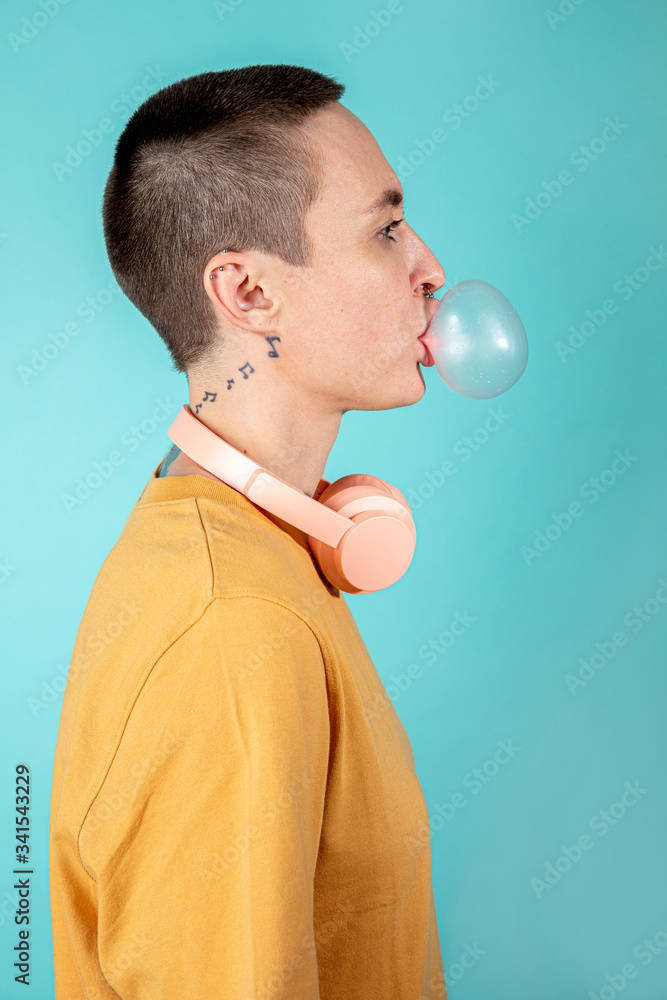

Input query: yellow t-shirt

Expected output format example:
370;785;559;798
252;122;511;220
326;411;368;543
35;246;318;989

49;462;448;1000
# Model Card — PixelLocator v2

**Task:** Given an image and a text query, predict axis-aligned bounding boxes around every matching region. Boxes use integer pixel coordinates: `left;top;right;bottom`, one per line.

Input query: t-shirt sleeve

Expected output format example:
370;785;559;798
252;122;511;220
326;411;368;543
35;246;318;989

78;596;331;999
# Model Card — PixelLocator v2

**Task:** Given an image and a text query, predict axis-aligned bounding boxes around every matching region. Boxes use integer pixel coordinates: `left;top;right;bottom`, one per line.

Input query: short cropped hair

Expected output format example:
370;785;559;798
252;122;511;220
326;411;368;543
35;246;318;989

102;64;345;373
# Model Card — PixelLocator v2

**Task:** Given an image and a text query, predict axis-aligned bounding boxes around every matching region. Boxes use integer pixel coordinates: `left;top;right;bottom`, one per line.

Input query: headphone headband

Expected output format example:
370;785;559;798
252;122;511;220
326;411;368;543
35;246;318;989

167;405;354;547
165;404;416;594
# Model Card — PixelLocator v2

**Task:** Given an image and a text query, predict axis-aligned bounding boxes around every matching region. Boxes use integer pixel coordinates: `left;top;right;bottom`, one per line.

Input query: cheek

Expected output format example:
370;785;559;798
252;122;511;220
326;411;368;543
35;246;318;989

354;275;413;348
301;274;376;353
287;257;410;365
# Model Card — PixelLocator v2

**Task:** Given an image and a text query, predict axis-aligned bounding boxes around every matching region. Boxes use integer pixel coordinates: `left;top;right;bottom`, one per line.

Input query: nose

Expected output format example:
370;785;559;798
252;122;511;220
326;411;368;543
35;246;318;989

406;225;446;298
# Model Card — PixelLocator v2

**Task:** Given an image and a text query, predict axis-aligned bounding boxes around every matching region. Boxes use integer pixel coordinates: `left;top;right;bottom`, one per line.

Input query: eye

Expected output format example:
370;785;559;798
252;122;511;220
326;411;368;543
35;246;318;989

378;218;403;243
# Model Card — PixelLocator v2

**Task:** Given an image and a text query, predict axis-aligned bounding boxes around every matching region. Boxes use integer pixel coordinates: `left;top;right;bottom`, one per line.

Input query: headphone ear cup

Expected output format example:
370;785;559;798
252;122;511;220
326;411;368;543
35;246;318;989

370;477;413;513
308;475;416;594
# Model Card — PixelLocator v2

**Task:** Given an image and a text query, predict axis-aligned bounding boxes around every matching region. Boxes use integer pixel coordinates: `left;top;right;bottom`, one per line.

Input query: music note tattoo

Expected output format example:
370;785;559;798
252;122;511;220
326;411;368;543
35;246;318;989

238;361;255;379
194;389;219;415
265;336;281;358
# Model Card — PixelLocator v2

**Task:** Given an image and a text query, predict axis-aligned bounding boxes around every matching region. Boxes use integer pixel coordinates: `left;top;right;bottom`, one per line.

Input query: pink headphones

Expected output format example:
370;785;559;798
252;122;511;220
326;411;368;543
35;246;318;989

166;404;416;595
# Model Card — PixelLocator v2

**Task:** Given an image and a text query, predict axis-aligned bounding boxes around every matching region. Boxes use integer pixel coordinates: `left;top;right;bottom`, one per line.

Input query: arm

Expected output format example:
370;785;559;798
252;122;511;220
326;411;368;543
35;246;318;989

79;596;330;999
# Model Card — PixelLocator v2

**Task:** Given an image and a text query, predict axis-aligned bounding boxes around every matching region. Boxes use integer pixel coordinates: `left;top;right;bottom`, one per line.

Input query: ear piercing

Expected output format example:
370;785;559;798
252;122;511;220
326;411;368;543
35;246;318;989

210;249;229;279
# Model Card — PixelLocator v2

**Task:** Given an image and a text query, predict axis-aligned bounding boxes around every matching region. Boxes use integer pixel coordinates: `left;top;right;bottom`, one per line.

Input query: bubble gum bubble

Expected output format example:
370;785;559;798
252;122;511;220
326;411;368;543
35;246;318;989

421;280;528;399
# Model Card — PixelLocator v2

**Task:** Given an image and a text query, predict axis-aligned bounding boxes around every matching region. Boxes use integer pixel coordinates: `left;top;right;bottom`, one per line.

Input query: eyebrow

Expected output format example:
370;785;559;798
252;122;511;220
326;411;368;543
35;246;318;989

364;188;404;215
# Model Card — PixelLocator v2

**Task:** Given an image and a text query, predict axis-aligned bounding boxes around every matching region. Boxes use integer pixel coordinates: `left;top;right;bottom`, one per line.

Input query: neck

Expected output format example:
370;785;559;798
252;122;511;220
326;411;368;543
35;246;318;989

175;364;343;498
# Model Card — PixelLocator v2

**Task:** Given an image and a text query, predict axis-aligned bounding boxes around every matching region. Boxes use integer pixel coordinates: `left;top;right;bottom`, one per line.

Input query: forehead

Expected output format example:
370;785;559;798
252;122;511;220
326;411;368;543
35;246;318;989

304;103;401;219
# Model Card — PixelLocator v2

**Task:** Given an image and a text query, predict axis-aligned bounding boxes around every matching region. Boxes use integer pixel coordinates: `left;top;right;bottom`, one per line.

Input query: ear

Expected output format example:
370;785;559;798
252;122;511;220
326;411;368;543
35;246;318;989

203;252;280;333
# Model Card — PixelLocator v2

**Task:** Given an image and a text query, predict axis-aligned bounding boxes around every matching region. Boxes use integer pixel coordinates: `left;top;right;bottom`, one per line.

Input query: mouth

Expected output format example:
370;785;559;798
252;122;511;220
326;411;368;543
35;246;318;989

417;318;435;367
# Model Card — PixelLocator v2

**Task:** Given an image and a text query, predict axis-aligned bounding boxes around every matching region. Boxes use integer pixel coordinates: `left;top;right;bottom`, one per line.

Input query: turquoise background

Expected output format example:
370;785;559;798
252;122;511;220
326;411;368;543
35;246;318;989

2;0;666;996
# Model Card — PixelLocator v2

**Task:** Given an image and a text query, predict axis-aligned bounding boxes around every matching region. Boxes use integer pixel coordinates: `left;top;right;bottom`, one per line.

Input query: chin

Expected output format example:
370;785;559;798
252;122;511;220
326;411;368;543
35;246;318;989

397;362;427;402
356;367;427;411
399;369;427;407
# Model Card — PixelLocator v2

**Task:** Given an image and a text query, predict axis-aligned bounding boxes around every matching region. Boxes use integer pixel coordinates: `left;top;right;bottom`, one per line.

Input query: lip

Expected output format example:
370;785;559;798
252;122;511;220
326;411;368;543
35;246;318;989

417;321;435;367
